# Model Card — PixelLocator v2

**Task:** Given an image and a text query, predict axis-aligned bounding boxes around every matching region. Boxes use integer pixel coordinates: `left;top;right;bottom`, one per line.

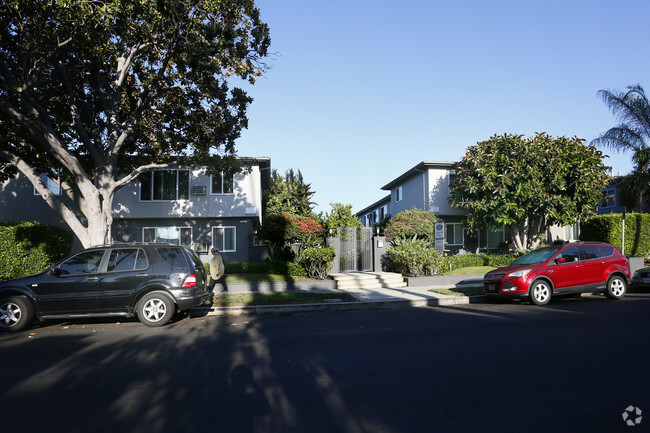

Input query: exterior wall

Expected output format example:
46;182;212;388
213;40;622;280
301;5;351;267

597;183;625;215
112;165;263;221
426;168;465;216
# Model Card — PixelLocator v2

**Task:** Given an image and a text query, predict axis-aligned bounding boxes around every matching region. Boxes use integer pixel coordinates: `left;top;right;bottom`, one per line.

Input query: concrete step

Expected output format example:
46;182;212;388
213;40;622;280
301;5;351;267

329;272;407;290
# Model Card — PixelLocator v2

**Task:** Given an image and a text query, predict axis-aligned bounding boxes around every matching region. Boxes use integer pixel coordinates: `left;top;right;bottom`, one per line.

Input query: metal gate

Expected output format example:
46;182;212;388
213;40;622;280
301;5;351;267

338;227;373;272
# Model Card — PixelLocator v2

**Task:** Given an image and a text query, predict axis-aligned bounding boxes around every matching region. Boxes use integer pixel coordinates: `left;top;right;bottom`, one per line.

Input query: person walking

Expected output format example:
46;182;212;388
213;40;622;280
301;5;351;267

208;246;227;292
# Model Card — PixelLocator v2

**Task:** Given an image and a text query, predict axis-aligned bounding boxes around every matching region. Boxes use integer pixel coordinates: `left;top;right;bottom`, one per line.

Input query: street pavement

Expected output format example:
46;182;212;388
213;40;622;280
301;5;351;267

197;274;488;316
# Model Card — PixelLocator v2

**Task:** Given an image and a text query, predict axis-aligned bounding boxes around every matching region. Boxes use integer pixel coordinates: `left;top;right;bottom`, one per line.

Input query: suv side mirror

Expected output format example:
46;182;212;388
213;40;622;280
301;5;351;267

555;258;567;264
48;267;61;277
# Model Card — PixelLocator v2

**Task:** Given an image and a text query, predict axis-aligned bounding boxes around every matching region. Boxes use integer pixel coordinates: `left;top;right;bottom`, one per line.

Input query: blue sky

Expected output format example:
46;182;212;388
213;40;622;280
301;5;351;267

235;0;649;215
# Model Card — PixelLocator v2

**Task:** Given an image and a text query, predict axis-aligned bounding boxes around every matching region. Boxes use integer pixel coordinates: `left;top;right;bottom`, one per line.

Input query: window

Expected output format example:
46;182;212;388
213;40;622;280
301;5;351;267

58;250;105;275
34;173;61;196
395;186;403;202
213;226;236;252
480;226;505;249
211;172;234;194
107;248;148;272
140;169;189;201
556;246;580;263
143;227;192;247
446;223;464;246
448;171;457;194
601;187;616;208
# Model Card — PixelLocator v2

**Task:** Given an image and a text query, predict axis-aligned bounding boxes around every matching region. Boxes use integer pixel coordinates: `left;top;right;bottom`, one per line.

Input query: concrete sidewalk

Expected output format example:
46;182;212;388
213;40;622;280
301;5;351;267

194;274;488;317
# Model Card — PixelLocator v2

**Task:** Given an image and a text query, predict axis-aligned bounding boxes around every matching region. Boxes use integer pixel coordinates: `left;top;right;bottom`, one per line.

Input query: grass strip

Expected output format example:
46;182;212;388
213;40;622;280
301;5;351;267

211;292;358;307
430;286;484;297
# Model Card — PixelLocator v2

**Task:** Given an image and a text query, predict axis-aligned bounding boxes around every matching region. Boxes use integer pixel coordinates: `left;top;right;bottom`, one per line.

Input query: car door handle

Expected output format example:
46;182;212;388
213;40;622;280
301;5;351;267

137;273;149;277
86;277;99;281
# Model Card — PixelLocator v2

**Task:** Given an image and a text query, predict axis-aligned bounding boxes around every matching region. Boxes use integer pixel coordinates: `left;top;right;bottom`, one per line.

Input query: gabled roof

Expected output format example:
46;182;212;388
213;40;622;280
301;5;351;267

381;161;457;190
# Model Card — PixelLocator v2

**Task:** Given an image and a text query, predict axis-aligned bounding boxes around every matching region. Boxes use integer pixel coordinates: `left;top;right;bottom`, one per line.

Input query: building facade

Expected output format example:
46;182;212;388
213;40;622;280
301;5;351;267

0;157;271;263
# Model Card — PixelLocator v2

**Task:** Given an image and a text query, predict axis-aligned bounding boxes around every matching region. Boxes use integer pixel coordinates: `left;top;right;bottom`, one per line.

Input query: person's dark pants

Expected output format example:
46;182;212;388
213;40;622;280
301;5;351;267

208;275;228;292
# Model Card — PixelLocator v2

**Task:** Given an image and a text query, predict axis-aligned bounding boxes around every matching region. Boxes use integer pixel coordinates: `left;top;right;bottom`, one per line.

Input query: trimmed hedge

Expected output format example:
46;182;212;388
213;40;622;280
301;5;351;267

0;222;74;280
439;253;517;274
581;213;650;257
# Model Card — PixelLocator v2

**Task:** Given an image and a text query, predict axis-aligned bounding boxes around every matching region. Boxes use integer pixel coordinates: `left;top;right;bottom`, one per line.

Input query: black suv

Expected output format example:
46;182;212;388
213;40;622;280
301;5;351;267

0;243;211;331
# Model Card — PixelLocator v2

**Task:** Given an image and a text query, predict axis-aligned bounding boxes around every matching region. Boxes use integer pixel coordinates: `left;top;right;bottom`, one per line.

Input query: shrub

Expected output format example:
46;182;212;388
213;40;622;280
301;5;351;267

258;213;324;246
299;245;335;279
384;241;445;277
581;213;650;257
0;221;74;280
384;208;437;243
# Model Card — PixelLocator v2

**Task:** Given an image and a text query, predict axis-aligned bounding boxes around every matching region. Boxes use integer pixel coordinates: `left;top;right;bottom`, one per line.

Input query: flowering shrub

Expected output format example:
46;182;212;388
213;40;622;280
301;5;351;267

384;208;436;244
259;213;324;246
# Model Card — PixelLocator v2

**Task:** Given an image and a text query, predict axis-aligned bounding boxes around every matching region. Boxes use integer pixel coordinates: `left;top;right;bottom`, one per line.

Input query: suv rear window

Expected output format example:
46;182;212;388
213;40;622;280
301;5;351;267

155;247;189;269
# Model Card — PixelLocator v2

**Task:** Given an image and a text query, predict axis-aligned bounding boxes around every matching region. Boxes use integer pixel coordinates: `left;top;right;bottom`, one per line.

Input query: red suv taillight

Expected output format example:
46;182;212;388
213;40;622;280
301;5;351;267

182;274;197;288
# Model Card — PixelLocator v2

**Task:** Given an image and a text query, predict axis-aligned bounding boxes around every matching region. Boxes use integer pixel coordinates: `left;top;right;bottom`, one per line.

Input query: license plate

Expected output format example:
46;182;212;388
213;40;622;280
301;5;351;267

486;284;497;292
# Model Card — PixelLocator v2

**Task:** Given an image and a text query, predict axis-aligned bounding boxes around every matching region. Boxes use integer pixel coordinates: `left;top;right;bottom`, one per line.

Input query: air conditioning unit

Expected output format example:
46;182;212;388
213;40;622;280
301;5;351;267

191;185;207;195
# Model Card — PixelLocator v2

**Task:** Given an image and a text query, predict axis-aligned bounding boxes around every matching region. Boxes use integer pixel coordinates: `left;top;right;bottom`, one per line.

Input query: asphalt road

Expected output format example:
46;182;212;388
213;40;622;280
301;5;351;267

2;293;650;433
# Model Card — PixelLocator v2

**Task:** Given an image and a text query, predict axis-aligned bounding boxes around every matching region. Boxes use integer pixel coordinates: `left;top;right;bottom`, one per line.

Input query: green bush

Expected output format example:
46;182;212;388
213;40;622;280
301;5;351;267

384;241;445;277
0;221;74;280
438;253;517;273
384;208;437;243
299;245;335;279
581;213;650;257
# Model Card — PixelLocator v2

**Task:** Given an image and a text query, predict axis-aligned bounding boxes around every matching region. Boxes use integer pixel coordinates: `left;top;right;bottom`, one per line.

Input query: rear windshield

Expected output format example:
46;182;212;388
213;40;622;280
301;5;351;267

155;247;189;269
510;247;561;266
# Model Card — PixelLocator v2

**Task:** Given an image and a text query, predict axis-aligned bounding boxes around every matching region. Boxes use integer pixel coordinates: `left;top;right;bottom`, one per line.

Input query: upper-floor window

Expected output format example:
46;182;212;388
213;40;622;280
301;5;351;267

140;169;189;201
448;171;457;194
211;172;234;194
601;187;616;208
395;186;403;202
34;173;61;196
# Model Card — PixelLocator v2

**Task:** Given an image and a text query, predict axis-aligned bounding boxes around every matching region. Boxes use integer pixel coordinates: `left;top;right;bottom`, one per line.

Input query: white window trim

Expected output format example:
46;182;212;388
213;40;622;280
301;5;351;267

139;169;190;202
143;226;193;247
34;174;62;196
395;186;403;202
601;187;616;209
212;226;237;252
446;222;464;246
210;172;236;195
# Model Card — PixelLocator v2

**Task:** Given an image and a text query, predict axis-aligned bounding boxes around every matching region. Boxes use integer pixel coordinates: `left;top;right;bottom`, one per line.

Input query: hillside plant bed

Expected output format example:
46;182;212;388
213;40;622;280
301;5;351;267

210;292;358;307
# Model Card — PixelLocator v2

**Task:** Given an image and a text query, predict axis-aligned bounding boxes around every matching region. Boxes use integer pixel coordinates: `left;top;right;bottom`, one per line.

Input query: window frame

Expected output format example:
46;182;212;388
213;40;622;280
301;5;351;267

33;173;62;196
212;226;236;252
395;186;403;202
139;169;190;201
445;222;464;246
211;172;235;195
143;226;193;247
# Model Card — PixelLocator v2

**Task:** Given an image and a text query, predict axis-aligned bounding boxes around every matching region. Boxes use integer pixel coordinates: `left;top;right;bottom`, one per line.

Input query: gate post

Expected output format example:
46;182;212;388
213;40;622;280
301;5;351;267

326;236;340;273
373;236;388;272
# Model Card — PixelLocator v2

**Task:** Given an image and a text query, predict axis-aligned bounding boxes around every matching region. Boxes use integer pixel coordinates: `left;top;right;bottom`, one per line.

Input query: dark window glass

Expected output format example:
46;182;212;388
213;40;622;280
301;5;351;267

600;246;614;257
108;249;138;272
557;246;580;263
59;250;105;275
178;170;189;199
156;247;188;268
581;245;602;260
140;172;152;201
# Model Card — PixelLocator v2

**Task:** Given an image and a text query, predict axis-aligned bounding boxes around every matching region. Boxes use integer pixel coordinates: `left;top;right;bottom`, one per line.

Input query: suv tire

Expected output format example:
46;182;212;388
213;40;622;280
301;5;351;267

604;275;626;300
138;292;175;327
529;280;552;306
0;296;33;332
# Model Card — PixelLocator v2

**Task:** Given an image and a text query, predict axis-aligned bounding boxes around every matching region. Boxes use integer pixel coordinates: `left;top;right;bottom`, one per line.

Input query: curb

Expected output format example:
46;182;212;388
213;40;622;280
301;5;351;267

191;294;490;317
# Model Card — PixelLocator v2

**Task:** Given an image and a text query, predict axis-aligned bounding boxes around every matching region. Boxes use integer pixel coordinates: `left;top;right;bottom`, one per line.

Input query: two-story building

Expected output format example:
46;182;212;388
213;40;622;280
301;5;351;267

358;160;579;253
0;157;271;263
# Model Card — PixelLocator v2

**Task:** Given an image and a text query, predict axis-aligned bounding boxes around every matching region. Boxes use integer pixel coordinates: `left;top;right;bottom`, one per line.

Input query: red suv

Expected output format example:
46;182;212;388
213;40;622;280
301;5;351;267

484;242;631;305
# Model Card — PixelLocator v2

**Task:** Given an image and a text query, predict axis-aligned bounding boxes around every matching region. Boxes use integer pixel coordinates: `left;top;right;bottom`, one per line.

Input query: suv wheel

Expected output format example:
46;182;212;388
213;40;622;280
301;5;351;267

605;275;626;300
138;292;175;327
0;296;33;332
529;280;552;306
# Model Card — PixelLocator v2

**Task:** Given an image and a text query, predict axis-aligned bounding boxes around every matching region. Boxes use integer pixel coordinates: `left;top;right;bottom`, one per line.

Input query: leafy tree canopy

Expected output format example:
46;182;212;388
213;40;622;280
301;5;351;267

320;202;361;234
264;169;316;218
384;208;437;244
593;84;650;211
449;133;609;250
0;0;270;247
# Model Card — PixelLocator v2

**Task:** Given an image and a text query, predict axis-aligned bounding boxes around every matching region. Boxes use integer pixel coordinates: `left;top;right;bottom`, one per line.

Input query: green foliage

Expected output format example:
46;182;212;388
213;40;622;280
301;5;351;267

321;202;362;234
264;169;316;218
0;0;270;246
0;222;74;280
581;213;650;257
438;253;517;274
593;85;650;211
384;208;437;244
258;213;324;249
384;240;445;277
299;245;336;279
450;133;609;250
